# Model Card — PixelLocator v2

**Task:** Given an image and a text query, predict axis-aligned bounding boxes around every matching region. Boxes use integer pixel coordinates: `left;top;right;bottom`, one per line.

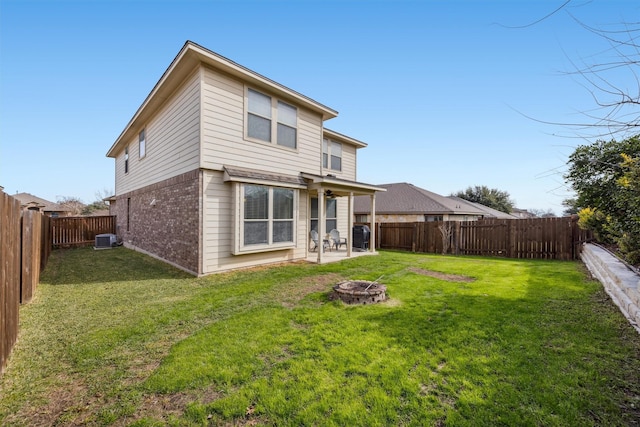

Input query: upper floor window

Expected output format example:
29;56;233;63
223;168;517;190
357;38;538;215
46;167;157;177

139;129;146;159
124;146;129;174
247;88;297;149
323;139;342;171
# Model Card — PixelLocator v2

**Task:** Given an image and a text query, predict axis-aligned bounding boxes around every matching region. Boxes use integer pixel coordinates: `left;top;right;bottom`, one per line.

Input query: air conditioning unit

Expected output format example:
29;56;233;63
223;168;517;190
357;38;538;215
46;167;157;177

95;233;117;249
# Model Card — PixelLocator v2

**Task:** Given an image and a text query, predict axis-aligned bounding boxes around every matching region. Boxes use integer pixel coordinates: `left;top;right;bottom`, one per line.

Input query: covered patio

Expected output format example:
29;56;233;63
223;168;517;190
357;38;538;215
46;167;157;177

301;172;385;265
305;245;376;264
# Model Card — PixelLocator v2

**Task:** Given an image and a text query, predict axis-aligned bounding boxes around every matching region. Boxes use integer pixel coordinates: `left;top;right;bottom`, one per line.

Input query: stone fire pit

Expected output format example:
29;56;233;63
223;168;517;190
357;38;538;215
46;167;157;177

332;280;387;305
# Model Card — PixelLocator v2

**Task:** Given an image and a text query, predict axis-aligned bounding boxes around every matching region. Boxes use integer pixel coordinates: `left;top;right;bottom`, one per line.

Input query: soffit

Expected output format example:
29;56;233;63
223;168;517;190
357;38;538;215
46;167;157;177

301;172;386;197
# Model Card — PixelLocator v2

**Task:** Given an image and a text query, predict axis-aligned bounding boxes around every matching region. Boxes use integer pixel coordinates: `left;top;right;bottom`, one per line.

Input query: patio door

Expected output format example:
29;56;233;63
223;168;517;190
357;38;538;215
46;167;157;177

310;197;337;232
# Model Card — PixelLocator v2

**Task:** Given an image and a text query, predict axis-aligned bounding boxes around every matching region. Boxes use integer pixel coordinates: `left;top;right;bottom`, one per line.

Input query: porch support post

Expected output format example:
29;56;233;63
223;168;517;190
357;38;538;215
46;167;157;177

370;193;376;253
317;188;325;264
347;192;354;257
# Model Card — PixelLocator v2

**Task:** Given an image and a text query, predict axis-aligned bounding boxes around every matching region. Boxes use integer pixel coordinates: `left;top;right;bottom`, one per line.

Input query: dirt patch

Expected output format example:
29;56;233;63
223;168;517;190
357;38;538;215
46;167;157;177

1;374;89;427
278;273;345;308
125;385;224;425
132;391;201;424
407;267;475;283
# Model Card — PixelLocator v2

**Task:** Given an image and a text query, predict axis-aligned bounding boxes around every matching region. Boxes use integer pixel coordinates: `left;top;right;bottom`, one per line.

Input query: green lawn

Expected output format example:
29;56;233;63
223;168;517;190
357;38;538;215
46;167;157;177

1;247;639;426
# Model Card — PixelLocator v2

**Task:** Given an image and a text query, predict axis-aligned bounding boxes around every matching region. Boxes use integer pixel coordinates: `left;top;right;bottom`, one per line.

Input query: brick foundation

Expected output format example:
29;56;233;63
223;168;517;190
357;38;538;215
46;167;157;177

113;169;201;274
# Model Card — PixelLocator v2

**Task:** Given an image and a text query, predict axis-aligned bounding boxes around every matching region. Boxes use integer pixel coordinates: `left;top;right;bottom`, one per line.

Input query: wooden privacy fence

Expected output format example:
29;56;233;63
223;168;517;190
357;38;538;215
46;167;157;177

1;191;51;375
51;216;116;248
1;190;114;374
377;216;592;260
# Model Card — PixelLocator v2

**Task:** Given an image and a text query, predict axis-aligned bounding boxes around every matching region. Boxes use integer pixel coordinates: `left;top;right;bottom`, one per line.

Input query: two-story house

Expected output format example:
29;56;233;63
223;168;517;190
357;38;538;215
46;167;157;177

106;41;384;276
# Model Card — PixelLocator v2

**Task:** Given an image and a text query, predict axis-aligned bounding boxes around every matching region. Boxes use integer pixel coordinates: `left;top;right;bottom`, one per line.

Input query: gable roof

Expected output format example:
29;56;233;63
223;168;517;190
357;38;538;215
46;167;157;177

354;182;517;218
354;183;484;216
447;196;518;219
12;193;68;213
107;41;339;158
323;128;367;149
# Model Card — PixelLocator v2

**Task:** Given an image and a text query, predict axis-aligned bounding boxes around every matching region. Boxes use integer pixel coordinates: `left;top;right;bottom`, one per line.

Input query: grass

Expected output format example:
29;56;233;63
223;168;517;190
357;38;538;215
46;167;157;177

1;247;639;426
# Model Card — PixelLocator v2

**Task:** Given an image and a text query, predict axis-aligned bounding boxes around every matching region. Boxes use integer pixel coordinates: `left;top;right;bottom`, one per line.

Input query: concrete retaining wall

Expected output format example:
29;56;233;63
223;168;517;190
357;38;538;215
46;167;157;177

581;243;640;333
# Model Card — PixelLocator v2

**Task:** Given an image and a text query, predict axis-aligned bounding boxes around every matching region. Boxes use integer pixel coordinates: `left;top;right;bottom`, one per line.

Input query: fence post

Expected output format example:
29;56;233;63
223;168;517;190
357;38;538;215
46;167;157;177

412;223;417;252
454;221;461;255
508;220;516;258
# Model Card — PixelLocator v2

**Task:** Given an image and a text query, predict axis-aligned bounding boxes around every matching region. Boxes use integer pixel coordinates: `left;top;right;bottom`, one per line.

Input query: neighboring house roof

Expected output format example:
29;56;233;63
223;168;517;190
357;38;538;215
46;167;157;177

354;183;517;218
12;192;69;213
107;40;339;159
354;183;484;216
447;196;518;219
511;208;536;219
85;209;111;217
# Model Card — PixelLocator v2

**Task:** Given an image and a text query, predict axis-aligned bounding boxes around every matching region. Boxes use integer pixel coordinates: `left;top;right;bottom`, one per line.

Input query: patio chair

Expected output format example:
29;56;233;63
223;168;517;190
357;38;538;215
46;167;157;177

310;230;319;251
329;229;347;250
310;230;330;252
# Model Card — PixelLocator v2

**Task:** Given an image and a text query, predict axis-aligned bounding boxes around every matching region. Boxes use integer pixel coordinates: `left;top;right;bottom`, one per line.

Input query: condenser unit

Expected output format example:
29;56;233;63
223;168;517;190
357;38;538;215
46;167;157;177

94;233;117;249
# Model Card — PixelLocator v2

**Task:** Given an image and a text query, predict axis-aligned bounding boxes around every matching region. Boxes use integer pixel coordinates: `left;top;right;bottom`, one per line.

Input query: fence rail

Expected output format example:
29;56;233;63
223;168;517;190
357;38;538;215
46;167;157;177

51;216;116;248
377;217;591;260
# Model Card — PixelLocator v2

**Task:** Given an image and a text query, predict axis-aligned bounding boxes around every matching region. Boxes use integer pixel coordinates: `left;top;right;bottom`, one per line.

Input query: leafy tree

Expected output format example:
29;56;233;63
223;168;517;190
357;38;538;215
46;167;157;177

565;135;640;263
453;186;514;214
561;198;579;216
615;153;640;262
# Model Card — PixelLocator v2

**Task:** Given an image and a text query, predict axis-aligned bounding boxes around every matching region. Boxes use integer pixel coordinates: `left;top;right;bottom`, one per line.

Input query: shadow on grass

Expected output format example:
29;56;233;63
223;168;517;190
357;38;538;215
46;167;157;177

41;246;192;285
359;266;639;425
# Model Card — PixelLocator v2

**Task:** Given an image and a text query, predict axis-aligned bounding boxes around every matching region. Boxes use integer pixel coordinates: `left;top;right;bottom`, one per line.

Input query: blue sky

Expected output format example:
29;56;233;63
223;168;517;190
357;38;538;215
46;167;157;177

1;0;637;214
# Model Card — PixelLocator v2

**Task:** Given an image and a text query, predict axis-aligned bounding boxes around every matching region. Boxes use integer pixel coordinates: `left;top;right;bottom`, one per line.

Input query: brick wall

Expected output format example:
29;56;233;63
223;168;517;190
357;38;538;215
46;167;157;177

113;169;201;274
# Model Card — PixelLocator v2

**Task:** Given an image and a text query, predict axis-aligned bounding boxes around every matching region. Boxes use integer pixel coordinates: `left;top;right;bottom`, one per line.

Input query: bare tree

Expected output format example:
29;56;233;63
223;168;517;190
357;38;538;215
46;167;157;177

511;2;640;139
528;208;557;218
56;196;85;216
559;17;640;139
438;223;454;255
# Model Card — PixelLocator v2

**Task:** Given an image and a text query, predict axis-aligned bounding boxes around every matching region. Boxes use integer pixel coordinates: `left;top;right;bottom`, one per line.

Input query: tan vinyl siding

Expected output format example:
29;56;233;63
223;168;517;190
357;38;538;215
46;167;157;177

339;143;357;181
336;198;350;238
201;170;308;274
115;70;201;195
200;67;324;175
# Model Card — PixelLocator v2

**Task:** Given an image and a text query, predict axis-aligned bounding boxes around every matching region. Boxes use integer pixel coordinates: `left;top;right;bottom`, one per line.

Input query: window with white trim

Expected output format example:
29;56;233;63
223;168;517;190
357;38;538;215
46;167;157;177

310;197;337;232
323;139;342;171
241;184;295;249
355;214;368;223
247;88;297;149
124;146;129;174
139;129;146;159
